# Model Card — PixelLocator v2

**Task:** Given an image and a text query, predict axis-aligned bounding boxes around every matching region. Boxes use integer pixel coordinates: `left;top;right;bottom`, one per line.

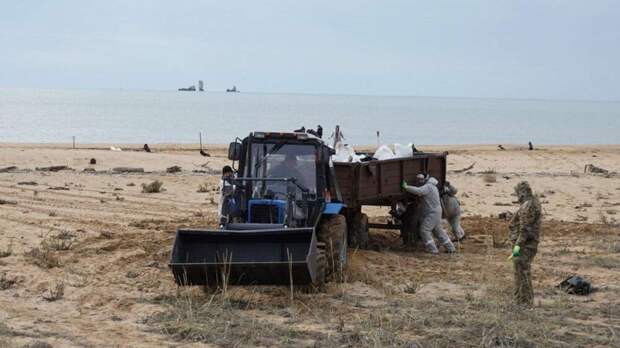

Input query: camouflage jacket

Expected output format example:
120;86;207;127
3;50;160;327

508;197;541;248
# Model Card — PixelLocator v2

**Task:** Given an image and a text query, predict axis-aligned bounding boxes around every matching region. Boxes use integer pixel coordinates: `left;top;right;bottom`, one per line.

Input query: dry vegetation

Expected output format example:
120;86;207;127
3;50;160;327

1;145;620;347
142;180;164;193
142;218;620;348
0;241;12;258
42;281;65;302
24;246;61;269
197;182;210;193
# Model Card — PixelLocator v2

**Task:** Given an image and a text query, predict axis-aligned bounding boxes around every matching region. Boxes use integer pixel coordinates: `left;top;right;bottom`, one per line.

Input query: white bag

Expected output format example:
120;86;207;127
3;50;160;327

373;145;395;160
394;143;413;158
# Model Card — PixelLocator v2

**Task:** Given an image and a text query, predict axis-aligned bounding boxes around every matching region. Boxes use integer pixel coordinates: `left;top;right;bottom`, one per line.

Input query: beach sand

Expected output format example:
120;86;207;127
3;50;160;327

1;143;619;347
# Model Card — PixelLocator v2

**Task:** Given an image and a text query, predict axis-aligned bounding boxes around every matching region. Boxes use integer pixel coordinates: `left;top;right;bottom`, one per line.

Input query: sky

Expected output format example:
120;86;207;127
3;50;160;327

1;1;619;100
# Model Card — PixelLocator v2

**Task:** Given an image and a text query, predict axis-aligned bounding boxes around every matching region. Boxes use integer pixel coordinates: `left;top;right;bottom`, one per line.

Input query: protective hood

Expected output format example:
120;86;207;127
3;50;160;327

514;181;533;203
427;177;439;186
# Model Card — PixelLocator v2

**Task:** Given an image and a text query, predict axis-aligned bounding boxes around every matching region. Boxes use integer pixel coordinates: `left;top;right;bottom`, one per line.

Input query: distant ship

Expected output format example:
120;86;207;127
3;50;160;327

226;85;239;93
178;80;205;92
178;85;196;92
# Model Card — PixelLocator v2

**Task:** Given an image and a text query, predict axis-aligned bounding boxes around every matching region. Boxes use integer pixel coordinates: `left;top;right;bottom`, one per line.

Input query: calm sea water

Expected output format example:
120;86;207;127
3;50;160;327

1;88;619;145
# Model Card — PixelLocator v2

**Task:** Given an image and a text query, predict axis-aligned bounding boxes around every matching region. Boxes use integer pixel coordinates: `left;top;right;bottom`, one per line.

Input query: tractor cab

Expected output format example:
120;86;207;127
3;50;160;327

225;132;335;229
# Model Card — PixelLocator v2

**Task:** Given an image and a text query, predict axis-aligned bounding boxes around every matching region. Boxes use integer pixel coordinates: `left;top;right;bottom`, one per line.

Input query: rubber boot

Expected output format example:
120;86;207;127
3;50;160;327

425;241;439;254
443;240;456;253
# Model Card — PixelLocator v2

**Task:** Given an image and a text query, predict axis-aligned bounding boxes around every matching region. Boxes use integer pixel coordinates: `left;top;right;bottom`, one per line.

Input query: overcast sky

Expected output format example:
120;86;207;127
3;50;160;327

1;1;618;100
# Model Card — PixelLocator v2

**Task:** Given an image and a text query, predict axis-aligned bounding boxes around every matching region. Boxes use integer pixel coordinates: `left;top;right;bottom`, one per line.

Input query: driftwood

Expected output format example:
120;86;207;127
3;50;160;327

584;164;609;174
166;165;182;173
17;181;38;186
48;186;70;191
0;199;17;205
451;162;476;173
112;167;145;173
0;166;18;173
36;165;71;172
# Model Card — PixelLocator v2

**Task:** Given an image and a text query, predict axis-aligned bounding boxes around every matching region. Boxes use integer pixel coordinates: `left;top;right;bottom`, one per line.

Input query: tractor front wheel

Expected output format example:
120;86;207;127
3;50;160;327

317;214;347;279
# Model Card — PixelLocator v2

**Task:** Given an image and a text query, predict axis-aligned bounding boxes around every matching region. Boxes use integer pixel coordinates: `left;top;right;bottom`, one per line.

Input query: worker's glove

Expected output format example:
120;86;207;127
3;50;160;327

401;180;408;190
508;245;521;260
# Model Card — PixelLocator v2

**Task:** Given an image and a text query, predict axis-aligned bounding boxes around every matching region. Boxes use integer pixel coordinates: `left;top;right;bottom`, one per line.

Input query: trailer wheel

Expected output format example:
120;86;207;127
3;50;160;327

317;214;347;279
400;204;420;246
349;212;369;249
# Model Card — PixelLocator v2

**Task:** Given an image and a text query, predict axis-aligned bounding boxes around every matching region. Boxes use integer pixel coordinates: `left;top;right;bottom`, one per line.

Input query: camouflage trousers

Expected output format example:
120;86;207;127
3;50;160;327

513;246;537;306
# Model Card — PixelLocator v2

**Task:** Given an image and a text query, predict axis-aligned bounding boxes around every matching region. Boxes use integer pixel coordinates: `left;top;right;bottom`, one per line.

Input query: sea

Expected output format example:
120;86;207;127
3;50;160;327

1;88;619;146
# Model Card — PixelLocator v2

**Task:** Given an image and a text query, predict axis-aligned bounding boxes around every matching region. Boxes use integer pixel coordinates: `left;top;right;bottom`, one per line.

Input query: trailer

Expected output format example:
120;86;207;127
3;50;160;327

333;152;447;246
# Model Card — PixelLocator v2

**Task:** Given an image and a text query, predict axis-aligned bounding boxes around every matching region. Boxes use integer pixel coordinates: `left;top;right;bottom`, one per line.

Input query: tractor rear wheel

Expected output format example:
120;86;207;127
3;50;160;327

349;212;369;249
317;214;347;279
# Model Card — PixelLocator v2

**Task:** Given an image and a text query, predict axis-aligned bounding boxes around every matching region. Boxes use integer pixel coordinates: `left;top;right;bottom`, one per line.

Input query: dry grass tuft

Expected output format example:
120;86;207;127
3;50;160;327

42;281;64;302
25;236;64;269
0;240;12;258
22;341;53;348
44;230;76;251
142;180;164;193
591;256;620;269
145;290;293;346
197;183;210;193
609;241;620;254
483;173;497;183
0;273;16;290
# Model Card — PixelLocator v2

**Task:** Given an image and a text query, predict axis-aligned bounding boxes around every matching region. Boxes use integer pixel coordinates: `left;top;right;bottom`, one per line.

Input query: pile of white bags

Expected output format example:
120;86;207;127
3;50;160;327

332;142;415;163
372;143;414;160
332;143;366;163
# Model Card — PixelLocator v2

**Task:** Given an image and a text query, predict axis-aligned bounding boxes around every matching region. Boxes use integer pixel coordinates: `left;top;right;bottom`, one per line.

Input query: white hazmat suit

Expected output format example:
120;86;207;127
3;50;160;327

403;177;456;254
441;182;465;241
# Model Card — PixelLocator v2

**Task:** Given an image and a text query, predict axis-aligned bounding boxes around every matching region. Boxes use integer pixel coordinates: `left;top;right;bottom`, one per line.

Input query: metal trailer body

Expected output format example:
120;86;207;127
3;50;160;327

333;152;447;233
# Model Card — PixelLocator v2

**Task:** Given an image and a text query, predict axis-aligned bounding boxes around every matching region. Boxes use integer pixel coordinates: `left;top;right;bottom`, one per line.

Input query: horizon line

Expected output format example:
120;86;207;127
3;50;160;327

1;85;619;104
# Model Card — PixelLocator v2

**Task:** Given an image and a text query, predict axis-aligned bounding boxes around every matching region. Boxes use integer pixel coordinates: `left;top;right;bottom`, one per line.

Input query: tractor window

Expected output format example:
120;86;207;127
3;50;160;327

250;143;317;199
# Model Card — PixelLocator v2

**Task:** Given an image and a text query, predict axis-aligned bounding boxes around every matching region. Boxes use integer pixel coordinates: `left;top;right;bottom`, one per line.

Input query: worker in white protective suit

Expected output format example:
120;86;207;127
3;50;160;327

402;175;456;254
441;181;466;241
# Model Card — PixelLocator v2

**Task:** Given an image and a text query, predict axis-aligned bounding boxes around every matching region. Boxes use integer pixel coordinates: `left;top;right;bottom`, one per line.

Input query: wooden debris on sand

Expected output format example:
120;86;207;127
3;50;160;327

112;167;145;173
36;165;72;172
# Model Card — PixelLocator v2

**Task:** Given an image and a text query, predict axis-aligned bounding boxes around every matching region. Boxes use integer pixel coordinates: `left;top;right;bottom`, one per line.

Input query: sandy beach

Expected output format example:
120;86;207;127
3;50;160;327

1;143;619;347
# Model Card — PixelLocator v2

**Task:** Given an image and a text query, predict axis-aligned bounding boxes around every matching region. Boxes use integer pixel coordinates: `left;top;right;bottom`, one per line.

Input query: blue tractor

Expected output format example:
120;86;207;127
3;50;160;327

169;131;355;289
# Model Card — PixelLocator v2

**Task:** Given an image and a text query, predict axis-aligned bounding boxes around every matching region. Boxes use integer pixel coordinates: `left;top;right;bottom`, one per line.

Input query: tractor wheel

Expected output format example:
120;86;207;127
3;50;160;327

317;214;347;279
349;212;369;249
314;244;327;289
299;246;327;293
400;204;420;246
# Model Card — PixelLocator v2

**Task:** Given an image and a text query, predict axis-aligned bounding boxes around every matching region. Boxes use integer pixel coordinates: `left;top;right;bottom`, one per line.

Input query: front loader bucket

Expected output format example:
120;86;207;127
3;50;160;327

169;227;320;286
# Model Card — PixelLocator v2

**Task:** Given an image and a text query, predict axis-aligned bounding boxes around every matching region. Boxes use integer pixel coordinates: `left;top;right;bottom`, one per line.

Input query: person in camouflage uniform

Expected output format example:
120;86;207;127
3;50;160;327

508;181;541;306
